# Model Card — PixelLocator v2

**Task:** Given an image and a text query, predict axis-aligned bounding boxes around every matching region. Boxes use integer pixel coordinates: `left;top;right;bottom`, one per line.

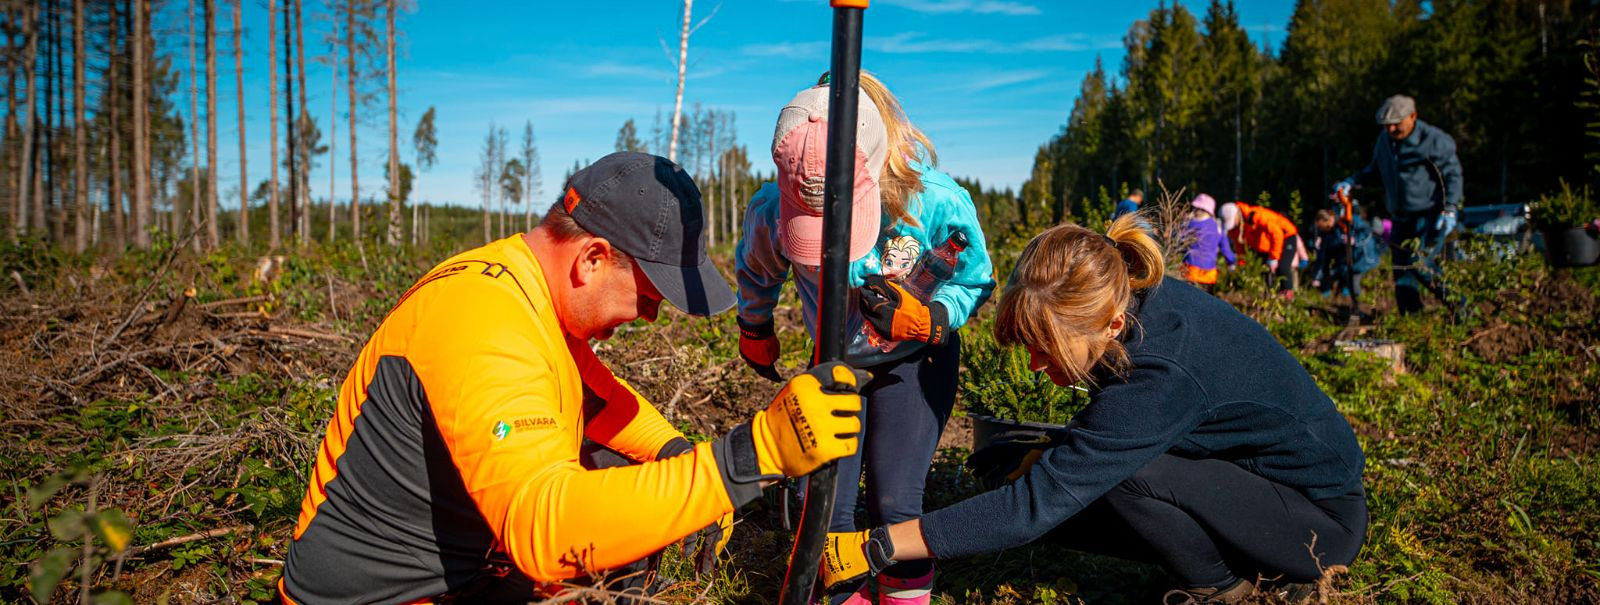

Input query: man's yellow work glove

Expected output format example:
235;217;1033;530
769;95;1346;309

822;526;897;592
751;362;867;477
708;362;867;510
860;275;950;345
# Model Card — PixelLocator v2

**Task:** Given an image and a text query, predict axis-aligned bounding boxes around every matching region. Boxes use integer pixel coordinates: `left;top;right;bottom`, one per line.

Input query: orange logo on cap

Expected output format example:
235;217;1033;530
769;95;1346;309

563;188;582;213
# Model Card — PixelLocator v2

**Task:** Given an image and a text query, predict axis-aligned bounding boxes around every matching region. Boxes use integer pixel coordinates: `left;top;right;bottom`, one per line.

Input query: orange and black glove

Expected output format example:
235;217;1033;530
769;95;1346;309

738;317;782;382
859;275;950;346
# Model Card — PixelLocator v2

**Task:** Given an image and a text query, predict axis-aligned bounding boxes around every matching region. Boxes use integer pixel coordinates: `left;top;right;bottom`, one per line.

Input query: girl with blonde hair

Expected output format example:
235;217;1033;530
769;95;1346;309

735;72;995;604
822;215;1367;604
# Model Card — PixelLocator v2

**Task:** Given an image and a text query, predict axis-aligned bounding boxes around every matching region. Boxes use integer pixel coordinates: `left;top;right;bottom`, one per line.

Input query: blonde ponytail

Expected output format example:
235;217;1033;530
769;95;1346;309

994;217;1165;385
1105;212;1165;291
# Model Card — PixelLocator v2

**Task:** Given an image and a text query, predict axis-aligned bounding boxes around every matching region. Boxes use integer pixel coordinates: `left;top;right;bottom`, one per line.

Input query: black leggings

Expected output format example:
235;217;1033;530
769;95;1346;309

1049;454;1367;589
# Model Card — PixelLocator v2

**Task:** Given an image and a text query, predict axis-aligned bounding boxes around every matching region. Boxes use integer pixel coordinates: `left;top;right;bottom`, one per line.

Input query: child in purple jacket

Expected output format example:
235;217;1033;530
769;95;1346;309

1182;194;1236;292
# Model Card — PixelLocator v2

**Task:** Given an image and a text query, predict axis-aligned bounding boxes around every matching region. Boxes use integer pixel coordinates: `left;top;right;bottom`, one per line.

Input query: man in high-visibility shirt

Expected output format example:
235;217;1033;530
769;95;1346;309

281;151;867;604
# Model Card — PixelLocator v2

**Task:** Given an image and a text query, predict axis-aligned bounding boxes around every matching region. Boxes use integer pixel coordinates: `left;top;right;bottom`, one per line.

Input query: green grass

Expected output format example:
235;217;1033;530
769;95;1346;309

2;230;1597;603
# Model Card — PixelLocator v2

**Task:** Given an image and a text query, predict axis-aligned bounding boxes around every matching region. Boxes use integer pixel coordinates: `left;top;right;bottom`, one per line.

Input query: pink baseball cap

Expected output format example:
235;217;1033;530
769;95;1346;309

1192;194;1216;216
772;84;887;266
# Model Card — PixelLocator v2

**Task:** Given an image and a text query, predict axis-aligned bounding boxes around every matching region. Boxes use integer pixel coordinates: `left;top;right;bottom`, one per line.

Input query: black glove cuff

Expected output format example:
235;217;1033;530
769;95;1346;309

711;423;778;508
737;317;775;339
926;302;951;346
656;437;695;460
865;526;898;574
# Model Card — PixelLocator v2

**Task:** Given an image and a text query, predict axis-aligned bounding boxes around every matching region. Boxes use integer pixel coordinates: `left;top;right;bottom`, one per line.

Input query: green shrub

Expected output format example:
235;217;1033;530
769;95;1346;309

958;314;1089;424
1530;179;1599;229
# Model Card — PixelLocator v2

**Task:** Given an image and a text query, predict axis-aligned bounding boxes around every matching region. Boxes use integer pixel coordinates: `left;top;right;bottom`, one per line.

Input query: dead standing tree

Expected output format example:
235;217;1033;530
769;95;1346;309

519;120;539;233
231;0;246;245
72;0;88;252
409;105;434;245
204;0;218;248
132;0;149;248
293;0;309;244
338;0;379;241
665;0;716;163
187;0;202;252
267;0;279;248
15;2;37;242
384;0;406;246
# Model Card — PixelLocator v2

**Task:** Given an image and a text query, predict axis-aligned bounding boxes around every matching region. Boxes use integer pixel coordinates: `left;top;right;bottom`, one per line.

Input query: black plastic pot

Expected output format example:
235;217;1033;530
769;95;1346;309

1542;226;1600;267
969;414;1068;452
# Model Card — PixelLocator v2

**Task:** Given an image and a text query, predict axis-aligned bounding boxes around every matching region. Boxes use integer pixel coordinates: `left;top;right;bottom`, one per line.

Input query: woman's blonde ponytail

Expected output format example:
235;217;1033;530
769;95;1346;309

1105;213;1164;291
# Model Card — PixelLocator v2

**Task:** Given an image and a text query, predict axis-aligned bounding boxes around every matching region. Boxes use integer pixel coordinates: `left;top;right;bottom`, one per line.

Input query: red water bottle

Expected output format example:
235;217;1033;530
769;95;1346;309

852;230;969;357
903;231;969;300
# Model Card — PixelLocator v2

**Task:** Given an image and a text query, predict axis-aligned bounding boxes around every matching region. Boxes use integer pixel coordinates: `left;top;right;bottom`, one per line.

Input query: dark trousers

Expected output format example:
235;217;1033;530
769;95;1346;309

1048;454;1367;590
816;331;961;580
1314;241;1362;299
1390;212;1449;314
1260;236;1299;293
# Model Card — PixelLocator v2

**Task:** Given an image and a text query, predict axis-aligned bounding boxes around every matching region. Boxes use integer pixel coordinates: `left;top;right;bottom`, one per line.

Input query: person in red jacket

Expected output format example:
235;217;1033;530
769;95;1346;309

280;152;868;605
1219;201;1302;297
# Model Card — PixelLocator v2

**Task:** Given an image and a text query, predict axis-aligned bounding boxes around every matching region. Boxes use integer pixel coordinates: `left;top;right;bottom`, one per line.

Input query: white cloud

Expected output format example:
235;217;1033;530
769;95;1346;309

739;40;830;58
962;68;1051;93
882;0;1041;16
865;31;1120;54
583;61;672;81
1018;33;1125;52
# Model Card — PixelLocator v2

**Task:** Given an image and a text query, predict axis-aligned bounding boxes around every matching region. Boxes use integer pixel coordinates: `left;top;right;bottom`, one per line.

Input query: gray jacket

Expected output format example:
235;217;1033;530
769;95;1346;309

1350;119;1463;217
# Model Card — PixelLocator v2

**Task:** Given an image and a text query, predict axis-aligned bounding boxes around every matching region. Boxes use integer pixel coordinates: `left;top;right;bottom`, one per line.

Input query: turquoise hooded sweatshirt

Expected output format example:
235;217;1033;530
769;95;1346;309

735;161;996;366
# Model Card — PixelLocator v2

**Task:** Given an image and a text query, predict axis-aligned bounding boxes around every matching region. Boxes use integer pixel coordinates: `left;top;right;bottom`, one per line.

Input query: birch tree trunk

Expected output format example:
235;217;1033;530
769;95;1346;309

667;0;691;162
232;0;247;245
386;0;400;246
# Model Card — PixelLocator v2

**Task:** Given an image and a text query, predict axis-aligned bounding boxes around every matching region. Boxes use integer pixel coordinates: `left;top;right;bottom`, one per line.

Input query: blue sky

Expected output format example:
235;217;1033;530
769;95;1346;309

179;0;1294;208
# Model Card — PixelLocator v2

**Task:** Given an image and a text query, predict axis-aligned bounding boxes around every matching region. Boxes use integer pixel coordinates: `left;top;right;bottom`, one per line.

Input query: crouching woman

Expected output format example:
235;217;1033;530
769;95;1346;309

823;215;1368;603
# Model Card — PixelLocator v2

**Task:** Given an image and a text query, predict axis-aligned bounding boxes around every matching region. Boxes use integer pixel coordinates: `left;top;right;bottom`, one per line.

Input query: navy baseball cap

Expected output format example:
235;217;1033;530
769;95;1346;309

561;152;735;316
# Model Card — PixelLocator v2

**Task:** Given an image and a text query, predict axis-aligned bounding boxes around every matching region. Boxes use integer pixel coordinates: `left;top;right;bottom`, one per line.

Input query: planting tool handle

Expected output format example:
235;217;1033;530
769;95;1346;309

779;3;867;604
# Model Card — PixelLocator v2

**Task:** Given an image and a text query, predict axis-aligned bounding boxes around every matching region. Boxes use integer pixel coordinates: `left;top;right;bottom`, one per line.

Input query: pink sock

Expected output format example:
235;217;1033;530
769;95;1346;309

877;568;935;605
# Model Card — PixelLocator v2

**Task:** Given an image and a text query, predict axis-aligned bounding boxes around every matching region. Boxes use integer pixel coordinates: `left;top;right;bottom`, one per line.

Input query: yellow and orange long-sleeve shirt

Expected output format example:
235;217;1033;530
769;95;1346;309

281;236;748;604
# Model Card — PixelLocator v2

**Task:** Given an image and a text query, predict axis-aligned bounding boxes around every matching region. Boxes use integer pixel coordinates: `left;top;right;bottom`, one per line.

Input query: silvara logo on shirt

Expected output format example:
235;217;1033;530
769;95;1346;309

492;416;559;440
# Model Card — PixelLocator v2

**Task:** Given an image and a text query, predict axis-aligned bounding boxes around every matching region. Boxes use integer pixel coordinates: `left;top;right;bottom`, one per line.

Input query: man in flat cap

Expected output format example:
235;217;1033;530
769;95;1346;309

1334;94;1463;314
281;152;867;604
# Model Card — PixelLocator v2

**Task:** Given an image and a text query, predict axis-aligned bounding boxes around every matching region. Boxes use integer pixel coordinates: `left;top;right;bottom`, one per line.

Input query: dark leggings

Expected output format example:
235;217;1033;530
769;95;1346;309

812;331;961;579
1267;236;1300;293
1049;454;1367;589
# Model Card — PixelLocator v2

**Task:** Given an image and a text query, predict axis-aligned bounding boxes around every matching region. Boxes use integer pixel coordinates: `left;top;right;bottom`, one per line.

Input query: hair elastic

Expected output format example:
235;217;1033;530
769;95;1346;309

1102;234;1117;248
